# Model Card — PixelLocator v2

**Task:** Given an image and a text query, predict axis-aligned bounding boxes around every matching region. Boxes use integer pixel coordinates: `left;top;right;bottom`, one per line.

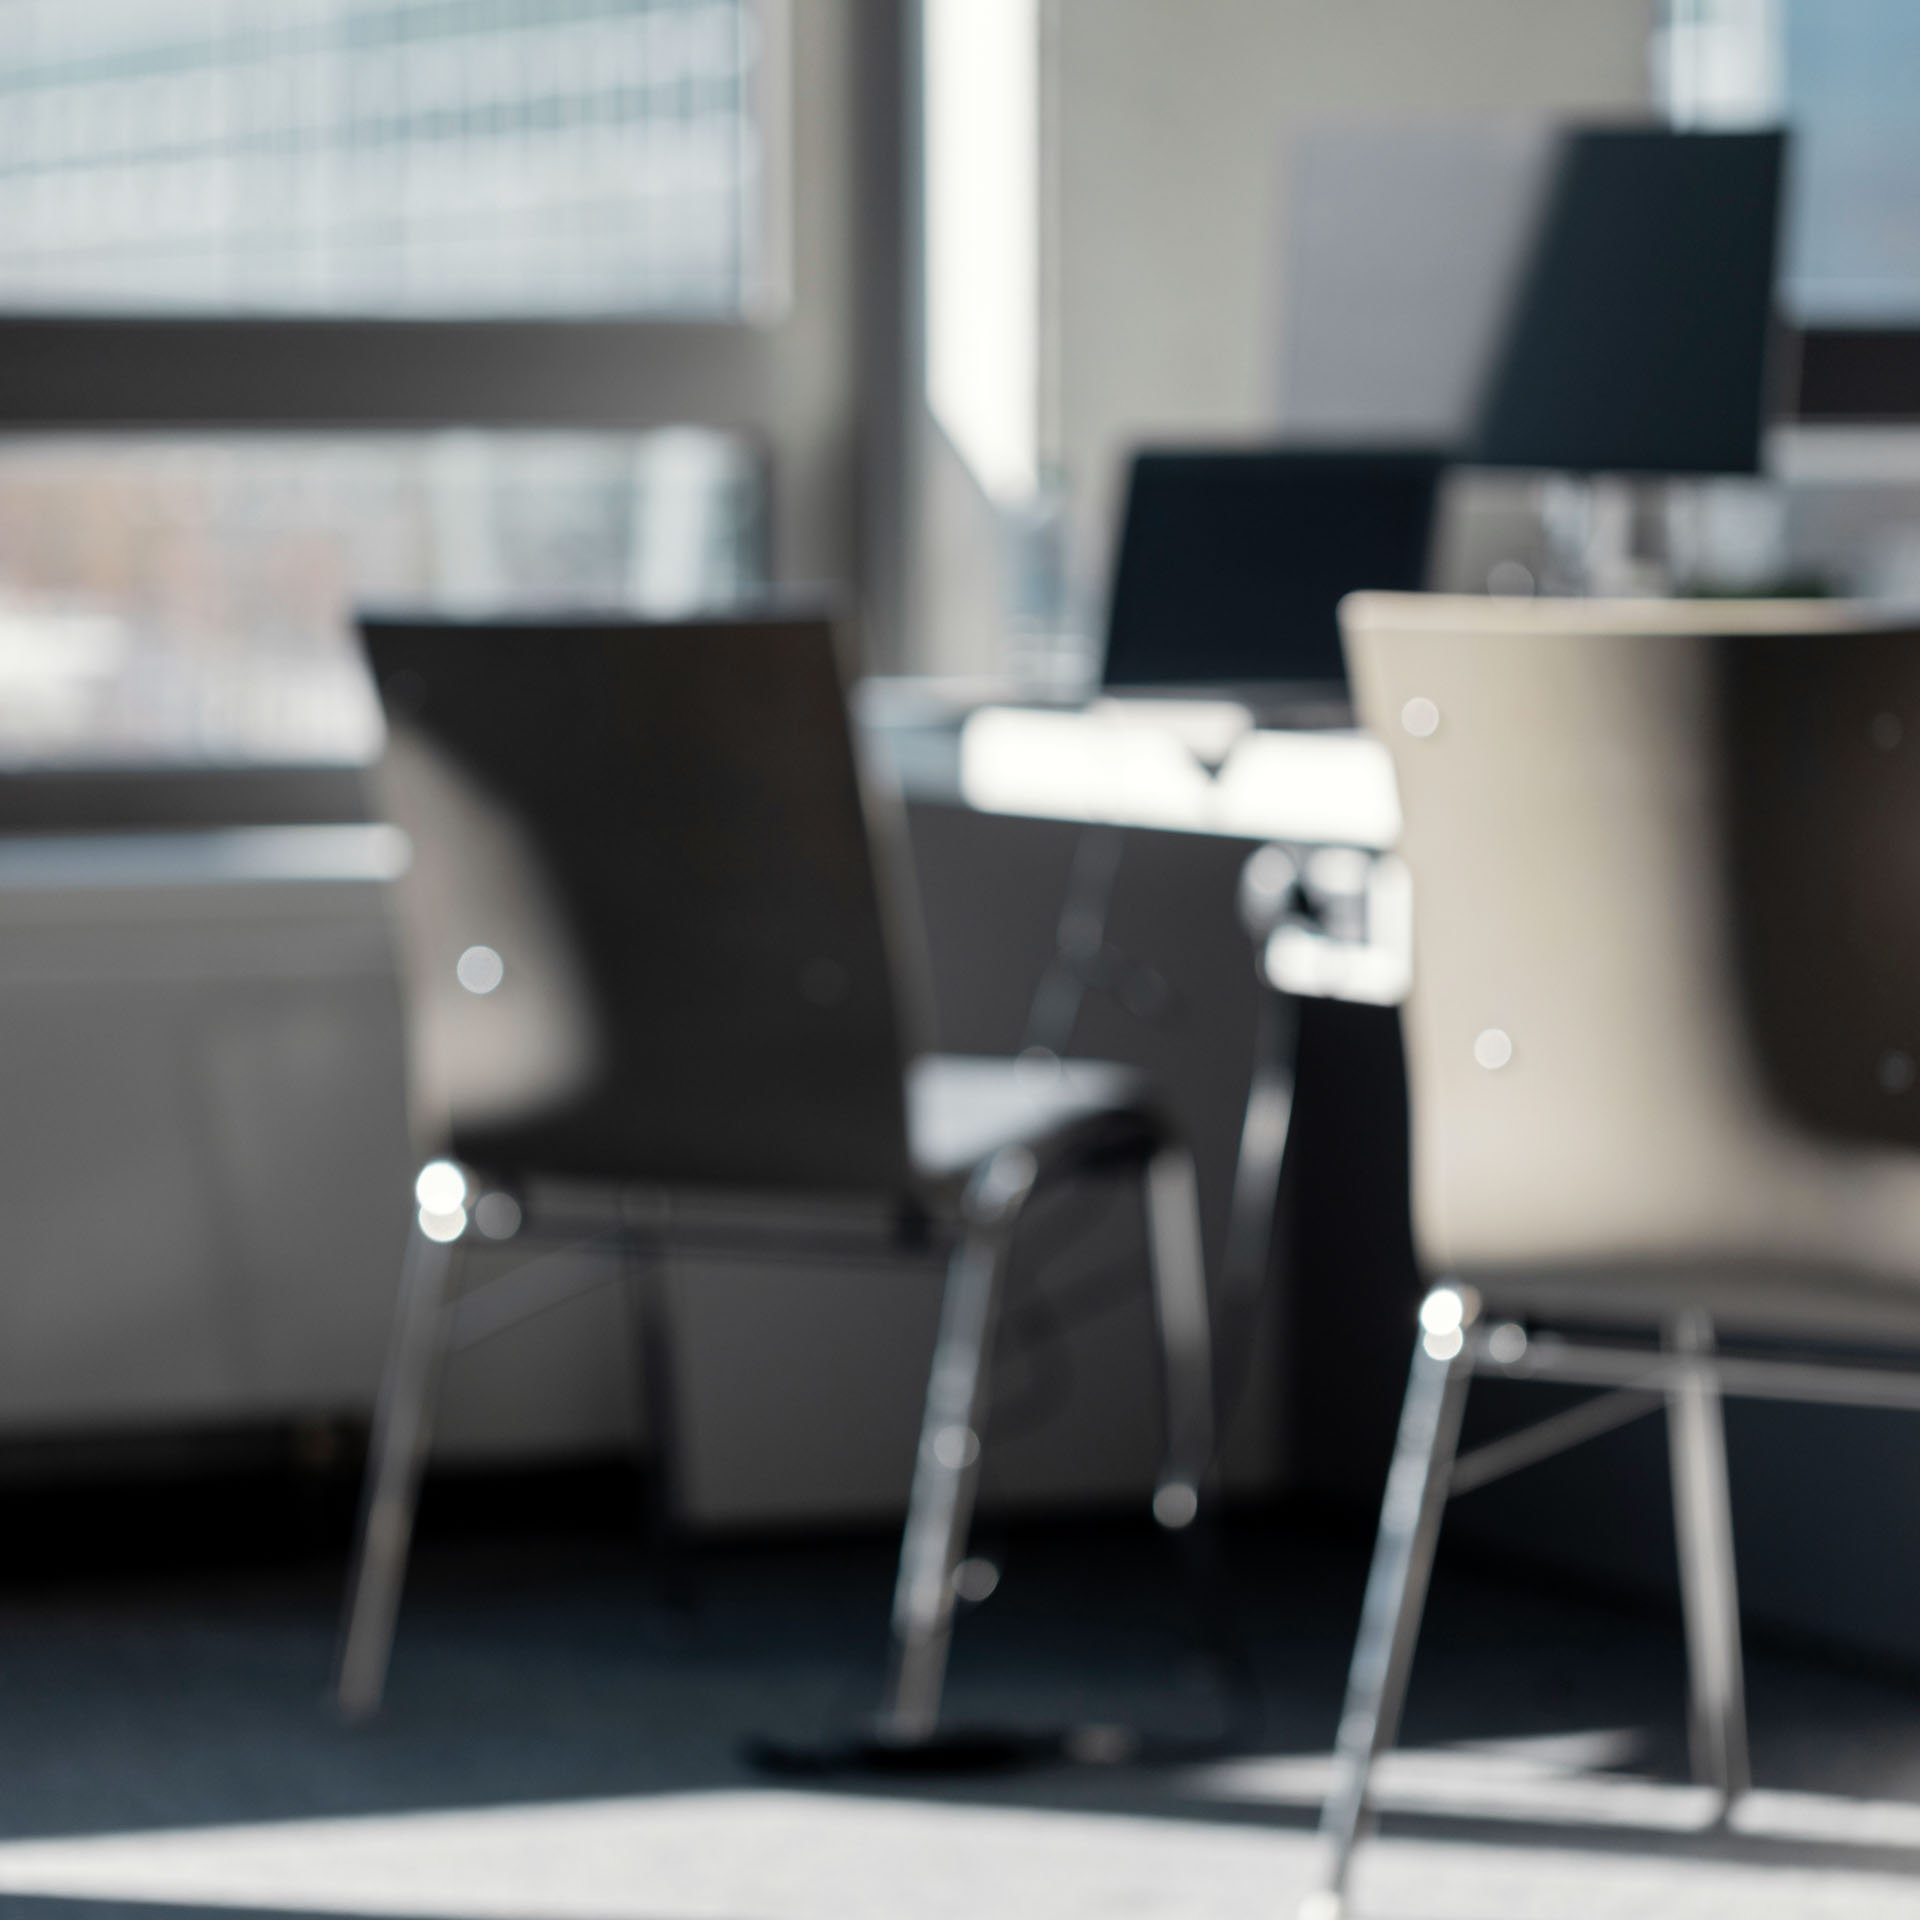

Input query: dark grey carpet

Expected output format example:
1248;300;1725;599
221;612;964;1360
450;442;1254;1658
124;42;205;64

0;1460;1913;1915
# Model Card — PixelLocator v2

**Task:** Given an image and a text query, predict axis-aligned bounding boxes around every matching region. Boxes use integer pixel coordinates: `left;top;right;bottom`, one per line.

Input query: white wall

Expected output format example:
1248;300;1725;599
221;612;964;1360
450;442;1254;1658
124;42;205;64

1049;0;1658;639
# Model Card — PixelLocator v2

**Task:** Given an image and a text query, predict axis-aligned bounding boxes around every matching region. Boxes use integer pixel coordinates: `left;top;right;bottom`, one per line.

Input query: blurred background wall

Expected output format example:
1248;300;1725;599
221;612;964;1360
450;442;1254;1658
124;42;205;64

909;0;1658;678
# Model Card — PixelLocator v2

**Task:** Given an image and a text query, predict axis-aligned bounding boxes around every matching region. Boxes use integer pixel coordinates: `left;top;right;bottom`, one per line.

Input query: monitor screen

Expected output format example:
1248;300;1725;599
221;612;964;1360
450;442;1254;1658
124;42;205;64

1473;129;1786;475
1100;448;1445;690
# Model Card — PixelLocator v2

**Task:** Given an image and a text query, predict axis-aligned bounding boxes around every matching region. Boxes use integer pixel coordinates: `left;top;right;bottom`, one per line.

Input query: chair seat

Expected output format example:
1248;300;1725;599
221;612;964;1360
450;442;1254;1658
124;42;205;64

1466;1258;1920;1346
457;1055;1164;1224
905;1053;1162;1186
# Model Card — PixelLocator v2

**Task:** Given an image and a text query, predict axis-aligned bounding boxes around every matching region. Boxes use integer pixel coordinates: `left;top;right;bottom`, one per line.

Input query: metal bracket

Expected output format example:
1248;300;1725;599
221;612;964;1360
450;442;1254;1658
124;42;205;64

1448;1386;1662;1496
1239;840;1412;1007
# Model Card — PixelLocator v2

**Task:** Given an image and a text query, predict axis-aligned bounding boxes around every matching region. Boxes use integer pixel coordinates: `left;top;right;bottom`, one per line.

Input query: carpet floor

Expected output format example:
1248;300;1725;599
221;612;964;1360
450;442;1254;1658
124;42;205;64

0;1464;1912;1917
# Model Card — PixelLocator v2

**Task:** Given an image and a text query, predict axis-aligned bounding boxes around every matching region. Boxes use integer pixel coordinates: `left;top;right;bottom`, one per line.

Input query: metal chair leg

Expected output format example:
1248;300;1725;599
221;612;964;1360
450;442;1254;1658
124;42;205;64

336;1208;461;1720
1142;1143;1215;1528
1220;988;1299;1344
1308;1286;1475;1918
878;1144;1038;1746
1666;1310;1750;1802
624;1237;691;1606
1023;825;1128;1055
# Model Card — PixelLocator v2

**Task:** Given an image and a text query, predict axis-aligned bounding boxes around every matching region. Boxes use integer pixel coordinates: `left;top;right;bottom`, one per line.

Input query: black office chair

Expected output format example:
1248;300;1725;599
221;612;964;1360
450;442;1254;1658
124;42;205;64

335;610;1215;1752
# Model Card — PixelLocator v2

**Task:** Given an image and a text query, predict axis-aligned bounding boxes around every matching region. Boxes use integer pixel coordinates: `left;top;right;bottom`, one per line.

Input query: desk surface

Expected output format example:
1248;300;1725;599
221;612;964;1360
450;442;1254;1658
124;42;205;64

859;686;1400;850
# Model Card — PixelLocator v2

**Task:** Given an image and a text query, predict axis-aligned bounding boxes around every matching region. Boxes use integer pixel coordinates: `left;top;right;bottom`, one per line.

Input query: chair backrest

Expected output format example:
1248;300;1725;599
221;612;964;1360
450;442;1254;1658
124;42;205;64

362;610;920;1196
1336;591;1920;1292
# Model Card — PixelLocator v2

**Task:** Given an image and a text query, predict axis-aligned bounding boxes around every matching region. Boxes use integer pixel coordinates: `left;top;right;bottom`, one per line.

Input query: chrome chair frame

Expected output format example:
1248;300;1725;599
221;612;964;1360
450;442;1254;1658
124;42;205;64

1306;1281;1920;1915
879;1137;1212;1742
339;1132;1214;1733
1215;840;1413;1425
337;612;1220;1742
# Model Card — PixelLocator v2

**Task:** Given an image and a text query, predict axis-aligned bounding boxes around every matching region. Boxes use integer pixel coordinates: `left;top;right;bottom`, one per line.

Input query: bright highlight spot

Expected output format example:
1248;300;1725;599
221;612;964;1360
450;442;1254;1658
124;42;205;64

931;1425;980;1471
952;1557;1001;1603
457;944;505;994
473;1191;523;1241
1487;1321;1529;1365
415;1161;466;1213
419;1204;467;1244
1153;1481;1200;1530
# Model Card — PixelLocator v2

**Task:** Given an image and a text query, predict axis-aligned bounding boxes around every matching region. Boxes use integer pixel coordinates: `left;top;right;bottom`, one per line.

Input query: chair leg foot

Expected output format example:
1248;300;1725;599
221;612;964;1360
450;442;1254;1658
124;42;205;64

1142;1143;1215;1528
1666;1310;1750;1802
878;1146;1036;1746
336;1210;459;1720
1314;1287;1474;1904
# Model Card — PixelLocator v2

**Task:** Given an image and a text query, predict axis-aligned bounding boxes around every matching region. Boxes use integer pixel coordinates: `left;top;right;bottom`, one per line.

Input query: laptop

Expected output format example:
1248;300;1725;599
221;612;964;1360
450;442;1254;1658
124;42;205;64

1099;447;1446;726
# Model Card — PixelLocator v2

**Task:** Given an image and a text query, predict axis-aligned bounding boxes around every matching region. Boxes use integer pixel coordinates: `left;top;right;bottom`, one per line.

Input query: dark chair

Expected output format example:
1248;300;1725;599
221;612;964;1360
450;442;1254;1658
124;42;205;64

334;610;1215;1751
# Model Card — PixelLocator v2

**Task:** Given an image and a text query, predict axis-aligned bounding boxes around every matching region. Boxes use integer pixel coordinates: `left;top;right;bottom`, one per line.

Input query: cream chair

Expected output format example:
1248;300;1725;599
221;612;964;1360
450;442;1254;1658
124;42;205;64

1305;591;1920;1914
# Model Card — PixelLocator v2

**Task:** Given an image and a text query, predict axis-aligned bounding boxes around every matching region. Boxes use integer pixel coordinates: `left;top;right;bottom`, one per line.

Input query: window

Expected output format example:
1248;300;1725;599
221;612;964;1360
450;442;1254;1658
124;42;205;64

1658;0;1920;325
1776;0;1920;324
0;2;800;765
0;428;766;763
0;0;778;318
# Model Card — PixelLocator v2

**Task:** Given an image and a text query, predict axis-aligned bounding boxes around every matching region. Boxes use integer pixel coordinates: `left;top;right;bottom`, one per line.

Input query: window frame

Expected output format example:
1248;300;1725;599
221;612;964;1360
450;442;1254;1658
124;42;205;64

0;0;921;665
0;314;784;431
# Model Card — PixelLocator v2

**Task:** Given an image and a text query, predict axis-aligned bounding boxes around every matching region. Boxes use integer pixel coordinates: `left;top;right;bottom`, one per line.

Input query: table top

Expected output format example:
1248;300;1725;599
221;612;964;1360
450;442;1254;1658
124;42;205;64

858;685;1400;851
